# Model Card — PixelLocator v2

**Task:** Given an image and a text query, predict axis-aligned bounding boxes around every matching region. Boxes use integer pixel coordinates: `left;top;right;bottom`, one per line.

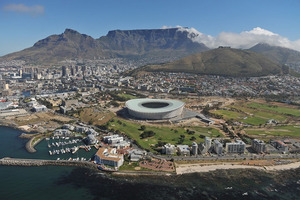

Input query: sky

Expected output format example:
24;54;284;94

0;0;300;56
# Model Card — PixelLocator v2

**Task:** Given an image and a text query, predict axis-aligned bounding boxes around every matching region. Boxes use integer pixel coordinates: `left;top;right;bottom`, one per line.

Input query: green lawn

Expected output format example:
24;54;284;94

108;118;221;152
118;93;137;100
215;102;291;125
247;103;300;117
245;125;300;137
231;105;288;122
241;116;267;126
212;110;245;120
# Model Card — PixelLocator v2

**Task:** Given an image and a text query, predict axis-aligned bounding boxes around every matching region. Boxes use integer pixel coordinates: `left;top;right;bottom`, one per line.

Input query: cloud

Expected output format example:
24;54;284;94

174;26;300;51
3;4;44;16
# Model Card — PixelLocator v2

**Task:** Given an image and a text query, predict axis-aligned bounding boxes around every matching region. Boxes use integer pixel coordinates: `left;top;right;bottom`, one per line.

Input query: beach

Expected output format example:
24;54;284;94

176;161;300;174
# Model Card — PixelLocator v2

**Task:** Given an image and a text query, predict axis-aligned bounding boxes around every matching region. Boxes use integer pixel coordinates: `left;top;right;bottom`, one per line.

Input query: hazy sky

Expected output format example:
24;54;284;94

1;0;300;56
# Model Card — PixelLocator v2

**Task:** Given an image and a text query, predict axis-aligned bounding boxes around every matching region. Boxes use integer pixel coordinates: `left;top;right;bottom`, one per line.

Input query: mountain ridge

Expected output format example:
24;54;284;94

129;47;284;77
0;28;209;65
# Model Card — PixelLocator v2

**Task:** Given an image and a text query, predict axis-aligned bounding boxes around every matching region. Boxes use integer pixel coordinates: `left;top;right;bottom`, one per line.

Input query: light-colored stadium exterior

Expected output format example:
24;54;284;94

125;99;185;120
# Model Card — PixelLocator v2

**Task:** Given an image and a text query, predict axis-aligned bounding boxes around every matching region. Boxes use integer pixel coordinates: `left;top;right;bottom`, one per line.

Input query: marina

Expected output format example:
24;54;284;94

46;136;97;158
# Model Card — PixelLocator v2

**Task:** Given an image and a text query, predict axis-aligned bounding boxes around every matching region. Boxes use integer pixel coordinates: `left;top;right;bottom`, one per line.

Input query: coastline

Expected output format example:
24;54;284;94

0;124;43;153
175;161;300;174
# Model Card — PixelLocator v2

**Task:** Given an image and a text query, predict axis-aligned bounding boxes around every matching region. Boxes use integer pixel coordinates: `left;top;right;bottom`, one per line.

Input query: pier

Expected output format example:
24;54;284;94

0;157;97;169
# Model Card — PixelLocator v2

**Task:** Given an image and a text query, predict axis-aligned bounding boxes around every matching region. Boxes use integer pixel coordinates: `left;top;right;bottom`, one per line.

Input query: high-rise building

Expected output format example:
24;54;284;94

252;139;266;153
62;66;69;77
192;142;198;155
226;140;246;154
205;136;212;152
214;140;223;155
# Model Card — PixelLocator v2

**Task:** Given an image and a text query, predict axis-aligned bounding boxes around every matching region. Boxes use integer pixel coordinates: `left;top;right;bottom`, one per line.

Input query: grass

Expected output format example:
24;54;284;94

213;101;295;125
230;105;288;122
108;118;221;152
79;108;114;126
245;125;300;137
211;110;245;120
118;93;137;100
247;102;300;117
241;116;267;126
119;161;140;171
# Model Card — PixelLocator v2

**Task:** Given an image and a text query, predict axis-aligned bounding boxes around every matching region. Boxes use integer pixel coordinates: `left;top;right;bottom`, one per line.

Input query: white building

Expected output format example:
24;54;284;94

177;145;190;156
226;140;246;154
86;134;98;145
32;105;47;112
252;139;266;153
53;129;71;136
214;140;223;155
128;149;147;161
94;148;124;168
162;143;176;155
111;141;130;149
192;142;198;155
103;135;124;144
205;136;212;152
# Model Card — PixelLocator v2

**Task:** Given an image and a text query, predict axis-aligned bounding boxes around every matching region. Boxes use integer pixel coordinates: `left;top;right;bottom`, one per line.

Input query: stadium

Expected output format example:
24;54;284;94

125;98;185;120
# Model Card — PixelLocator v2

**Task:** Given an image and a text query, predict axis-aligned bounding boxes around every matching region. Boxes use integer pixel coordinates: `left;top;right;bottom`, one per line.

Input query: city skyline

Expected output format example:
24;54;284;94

1;0;300;56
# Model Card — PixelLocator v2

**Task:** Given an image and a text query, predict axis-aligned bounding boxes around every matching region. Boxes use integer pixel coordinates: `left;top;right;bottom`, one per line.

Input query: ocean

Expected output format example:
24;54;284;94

0;126;300;200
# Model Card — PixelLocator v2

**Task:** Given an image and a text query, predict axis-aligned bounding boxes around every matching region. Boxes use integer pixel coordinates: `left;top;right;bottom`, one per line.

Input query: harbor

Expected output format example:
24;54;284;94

44;136;98;161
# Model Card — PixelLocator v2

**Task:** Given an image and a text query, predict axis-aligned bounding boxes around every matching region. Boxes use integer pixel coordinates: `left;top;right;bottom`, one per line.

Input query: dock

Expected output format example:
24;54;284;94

0;157;96;169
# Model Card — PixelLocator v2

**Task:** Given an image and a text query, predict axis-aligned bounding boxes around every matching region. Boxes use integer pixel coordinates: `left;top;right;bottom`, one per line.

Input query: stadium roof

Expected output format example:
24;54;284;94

125;98;184;113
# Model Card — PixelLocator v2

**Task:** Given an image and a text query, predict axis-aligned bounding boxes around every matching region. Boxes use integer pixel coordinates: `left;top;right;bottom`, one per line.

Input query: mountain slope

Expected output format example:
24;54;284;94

249;43;300;65
130;47;283;77
0;28;209;65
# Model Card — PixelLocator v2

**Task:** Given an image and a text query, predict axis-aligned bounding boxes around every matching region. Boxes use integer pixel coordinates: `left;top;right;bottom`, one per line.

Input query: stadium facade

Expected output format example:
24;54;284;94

125;98;185;120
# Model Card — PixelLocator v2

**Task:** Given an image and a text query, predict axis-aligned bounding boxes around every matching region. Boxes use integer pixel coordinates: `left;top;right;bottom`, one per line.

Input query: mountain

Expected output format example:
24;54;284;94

129;47;283;77
0;28;209;65
249;43;300;65
1;29;104;65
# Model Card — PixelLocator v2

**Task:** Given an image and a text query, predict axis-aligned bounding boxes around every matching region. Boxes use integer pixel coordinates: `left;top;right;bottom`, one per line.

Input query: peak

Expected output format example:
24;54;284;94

64;28;80;34
255;43;271;47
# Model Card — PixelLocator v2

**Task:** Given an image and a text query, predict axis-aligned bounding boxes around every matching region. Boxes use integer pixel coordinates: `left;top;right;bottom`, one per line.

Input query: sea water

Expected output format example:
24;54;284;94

0;126;300;200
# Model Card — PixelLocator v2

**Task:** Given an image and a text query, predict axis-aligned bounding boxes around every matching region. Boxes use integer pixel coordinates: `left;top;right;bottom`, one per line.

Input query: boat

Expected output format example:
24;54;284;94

72;146;79;154
49;150;52;155
242;192;248;196
225;187;232;190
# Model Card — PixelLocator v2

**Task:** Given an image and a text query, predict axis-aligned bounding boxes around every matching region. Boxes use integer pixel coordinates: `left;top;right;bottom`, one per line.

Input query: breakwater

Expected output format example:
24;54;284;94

0;157;97;169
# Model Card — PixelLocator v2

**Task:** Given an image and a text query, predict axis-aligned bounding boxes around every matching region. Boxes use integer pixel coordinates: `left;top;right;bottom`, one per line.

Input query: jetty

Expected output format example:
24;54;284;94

0;157;96;169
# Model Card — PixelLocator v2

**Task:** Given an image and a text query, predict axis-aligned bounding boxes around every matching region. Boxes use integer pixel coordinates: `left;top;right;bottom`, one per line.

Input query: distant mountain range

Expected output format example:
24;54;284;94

129;47;284;77
1;27;300;77
0;28;209;65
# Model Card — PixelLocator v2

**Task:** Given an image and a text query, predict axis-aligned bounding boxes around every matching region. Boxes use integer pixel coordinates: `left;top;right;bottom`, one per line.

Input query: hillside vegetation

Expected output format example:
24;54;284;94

131;47;283;77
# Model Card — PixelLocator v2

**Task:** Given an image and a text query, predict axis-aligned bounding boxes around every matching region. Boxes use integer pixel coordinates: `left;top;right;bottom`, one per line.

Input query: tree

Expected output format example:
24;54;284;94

140;130;156;139
140;125;146;131
190;136;196;141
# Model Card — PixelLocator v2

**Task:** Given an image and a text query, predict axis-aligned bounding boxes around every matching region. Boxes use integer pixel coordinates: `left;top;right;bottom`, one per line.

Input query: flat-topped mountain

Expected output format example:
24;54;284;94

130;47;283;77
0;28;209;65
